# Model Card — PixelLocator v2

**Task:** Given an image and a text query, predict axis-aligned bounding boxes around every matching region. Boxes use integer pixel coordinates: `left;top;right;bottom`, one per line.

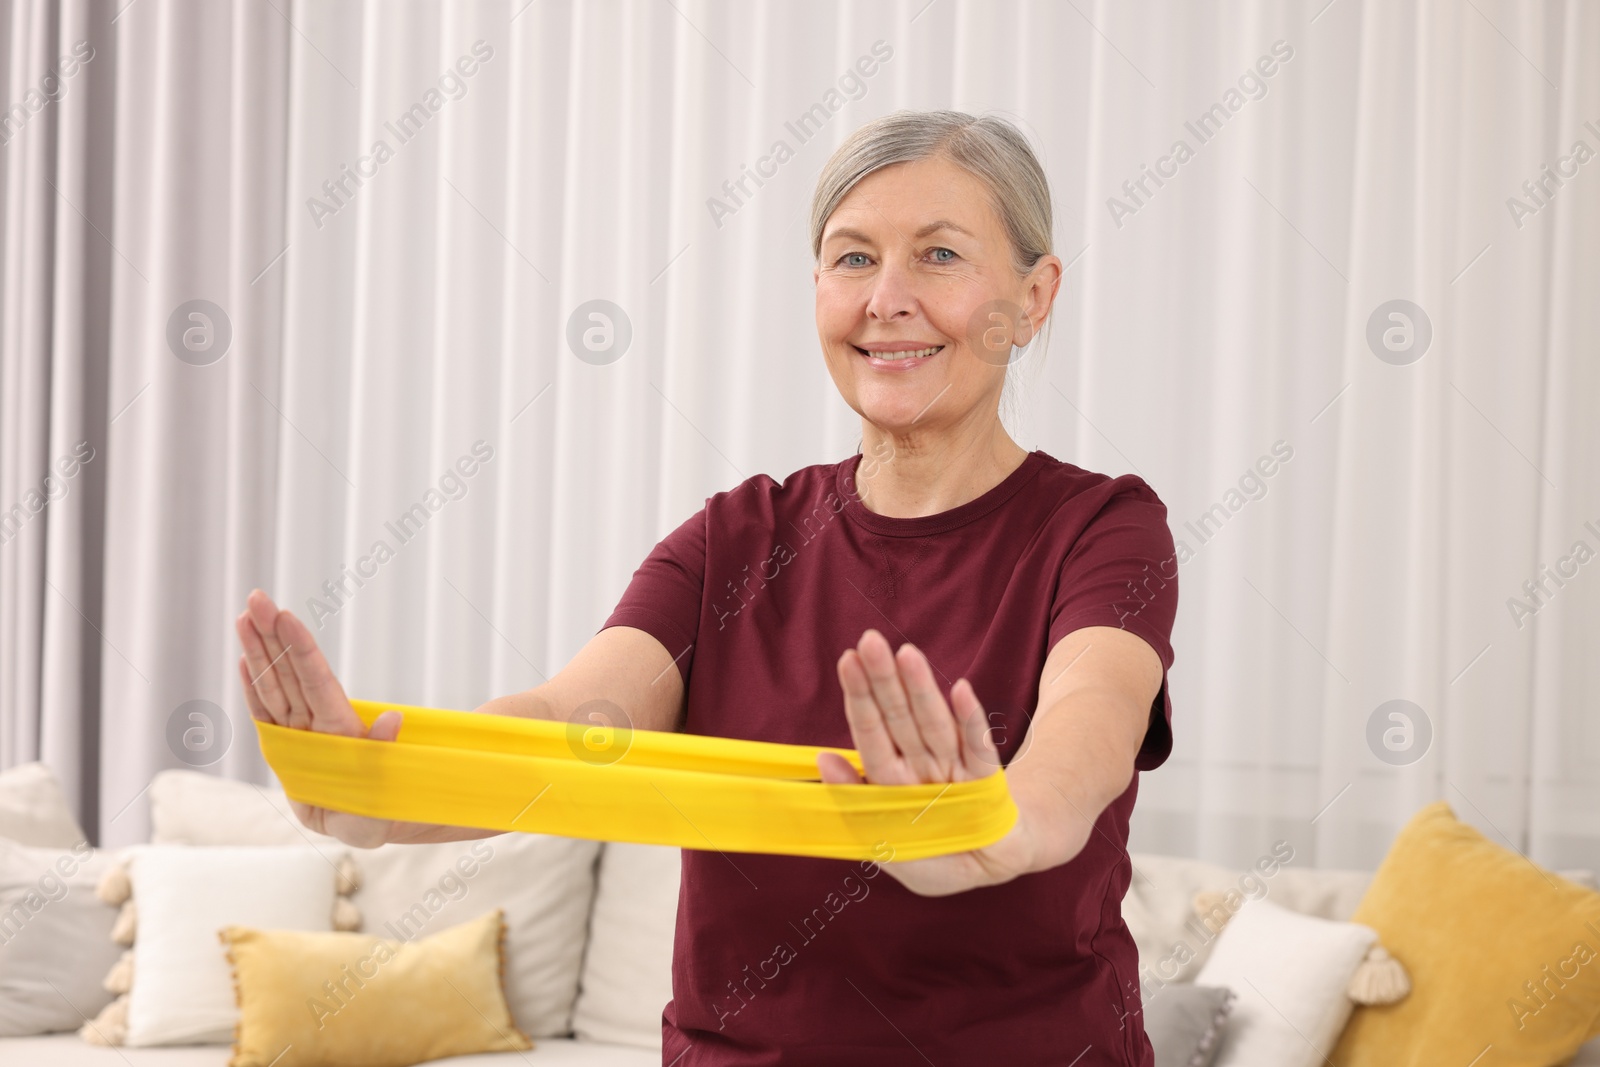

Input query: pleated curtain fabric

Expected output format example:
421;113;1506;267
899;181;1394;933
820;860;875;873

2;0;122;842
0;0;1595;871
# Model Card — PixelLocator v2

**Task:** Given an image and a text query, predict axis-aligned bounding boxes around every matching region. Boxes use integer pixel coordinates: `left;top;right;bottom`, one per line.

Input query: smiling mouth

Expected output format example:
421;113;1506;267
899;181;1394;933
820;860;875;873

853;345;945;362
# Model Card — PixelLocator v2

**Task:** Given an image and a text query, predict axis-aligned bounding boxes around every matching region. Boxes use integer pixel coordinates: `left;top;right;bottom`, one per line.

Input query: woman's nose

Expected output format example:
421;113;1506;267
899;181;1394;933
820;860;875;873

863;261;919;322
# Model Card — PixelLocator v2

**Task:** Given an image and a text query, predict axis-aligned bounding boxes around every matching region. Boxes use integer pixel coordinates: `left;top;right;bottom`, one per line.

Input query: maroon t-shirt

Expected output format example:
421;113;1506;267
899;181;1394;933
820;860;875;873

601;448;1179;1066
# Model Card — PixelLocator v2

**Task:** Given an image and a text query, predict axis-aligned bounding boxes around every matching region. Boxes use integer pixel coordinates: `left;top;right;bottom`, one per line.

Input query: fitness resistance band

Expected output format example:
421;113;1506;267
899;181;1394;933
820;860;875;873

254;699;1019;862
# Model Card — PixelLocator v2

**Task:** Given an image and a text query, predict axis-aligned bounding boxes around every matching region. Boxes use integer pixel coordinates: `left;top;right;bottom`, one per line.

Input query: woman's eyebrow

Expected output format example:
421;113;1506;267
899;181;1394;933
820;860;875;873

913;219;976;240
823;219;976;247
822;226;877;247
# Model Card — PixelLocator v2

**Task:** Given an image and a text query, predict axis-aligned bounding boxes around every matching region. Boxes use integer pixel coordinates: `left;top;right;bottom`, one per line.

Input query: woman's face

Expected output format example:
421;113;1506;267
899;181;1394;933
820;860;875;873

814;155;1054;444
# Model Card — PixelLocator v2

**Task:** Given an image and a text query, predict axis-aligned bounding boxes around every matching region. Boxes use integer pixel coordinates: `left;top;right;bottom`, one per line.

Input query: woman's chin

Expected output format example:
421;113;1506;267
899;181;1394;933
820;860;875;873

856;392;947;435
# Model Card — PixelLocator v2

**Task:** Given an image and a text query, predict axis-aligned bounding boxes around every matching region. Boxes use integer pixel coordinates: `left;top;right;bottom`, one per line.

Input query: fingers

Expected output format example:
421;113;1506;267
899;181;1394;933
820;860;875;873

837;648;913;784
237;655;273;723
816;751;864;785
894;642;962;777
853;630;943;781
245;589;310;730
949;678;1000;778
236;604;291;726
236;589;350;737
837;630;994;785
853;630;966;781
274;609;361;738
365;710;403;743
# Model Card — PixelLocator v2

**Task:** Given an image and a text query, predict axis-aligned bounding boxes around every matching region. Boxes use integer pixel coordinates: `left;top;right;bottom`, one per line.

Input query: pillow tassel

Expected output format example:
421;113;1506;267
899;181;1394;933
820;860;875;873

335;852;362;895
1192;890;1233;935
103;949;134;995
78;993;128;1046
220;927;246;1060
110;899;137;946
96;862;131;907
333;896;362;931
1347;943;1410;1005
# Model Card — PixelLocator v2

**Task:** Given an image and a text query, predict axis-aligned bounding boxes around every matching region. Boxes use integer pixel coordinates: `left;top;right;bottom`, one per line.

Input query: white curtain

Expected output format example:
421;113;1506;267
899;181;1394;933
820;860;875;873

1071;1;1600;870
1;0;117;835
2;0;1595;871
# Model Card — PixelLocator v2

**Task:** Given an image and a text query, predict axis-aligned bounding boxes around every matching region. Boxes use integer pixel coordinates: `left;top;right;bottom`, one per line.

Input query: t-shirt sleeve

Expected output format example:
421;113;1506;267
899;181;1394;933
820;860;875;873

599;503;707;686
1047;476;1179;771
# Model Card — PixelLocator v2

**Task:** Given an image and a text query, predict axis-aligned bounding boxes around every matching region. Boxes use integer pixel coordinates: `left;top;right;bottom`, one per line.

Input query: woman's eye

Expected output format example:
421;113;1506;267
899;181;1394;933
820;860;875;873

832;249;954;267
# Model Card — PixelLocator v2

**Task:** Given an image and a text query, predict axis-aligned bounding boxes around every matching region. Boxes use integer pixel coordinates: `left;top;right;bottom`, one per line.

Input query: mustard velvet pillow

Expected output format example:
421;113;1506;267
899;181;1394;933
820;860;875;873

219;908;531;1067
1331;801;1600;1067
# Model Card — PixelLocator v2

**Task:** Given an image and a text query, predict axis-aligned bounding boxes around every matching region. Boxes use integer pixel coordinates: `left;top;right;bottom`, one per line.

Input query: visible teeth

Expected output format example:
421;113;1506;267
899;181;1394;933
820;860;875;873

864;346;942;360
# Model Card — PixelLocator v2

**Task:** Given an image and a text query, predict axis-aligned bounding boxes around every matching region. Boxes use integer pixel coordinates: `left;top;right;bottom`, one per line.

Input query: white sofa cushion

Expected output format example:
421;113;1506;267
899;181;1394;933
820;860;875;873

0;761;87;848
147;768;600;1038
124;844;339;1046
147;769;345;856
0;840;125;1037
1125;850;1377;986
572;843;679;1049
1194;897;1375;1067
351;834;600;1038
1123;850;1597;988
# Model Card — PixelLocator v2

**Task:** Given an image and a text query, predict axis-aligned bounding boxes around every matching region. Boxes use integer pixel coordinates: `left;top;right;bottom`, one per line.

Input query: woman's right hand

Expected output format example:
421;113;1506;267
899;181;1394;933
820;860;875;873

235;589;402;849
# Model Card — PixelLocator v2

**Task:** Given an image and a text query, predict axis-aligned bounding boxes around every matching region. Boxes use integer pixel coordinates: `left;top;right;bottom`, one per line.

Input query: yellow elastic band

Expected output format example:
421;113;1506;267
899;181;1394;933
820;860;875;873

254;699;1018;862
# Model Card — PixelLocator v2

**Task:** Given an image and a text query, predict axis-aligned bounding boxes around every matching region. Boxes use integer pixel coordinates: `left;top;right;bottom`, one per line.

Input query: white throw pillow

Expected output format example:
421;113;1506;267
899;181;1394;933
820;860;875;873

1124;852;1377;986
572;842;680;1049
350;834;599;1038
1124;851;1596;990
149;767;601;1038
124;844;340;1046
1194;897;1376;1067
0;840;125;1036
1123;852;1243;984
147;768;346;858
0;761;87;847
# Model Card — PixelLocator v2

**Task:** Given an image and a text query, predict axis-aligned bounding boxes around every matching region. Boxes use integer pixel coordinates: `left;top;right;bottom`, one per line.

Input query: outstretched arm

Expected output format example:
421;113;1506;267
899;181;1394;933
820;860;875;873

817;624;1162;896
236;588;686;847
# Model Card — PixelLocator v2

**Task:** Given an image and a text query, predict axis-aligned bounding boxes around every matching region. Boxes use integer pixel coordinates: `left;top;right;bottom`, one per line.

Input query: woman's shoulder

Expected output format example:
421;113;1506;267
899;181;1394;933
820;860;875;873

684;458;850;535
1029;449;1170;512
707;456;850;508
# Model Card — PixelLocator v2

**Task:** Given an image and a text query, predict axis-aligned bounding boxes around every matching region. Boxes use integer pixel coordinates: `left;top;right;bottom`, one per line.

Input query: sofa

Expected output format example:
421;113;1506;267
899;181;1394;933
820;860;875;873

4;763;1600;1066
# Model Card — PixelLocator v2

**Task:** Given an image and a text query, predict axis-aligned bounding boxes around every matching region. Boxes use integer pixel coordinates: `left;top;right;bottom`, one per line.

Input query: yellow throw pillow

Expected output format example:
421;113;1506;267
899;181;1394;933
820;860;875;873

1332;801;1600;1067
219;907;532;1067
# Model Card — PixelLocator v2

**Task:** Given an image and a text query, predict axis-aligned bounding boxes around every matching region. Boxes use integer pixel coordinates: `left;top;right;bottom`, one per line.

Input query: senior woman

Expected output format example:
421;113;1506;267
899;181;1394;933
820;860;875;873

235;109;1178;1066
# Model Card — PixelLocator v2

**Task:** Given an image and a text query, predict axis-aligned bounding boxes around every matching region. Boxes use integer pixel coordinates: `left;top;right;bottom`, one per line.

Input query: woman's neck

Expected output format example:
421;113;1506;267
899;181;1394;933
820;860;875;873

853;426;1030;519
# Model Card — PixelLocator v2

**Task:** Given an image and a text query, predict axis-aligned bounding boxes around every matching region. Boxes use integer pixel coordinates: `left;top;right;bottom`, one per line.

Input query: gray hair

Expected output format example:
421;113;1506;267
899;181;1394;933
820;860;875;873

810;109;1056;438
809;109;1054;279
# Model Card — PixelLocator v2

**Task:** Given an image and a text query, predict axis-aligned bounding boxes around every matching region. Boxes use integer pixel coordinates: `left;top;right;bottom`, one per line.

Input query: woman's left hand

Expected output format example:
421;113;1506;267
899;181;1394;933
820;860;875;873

818;628;1035;896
